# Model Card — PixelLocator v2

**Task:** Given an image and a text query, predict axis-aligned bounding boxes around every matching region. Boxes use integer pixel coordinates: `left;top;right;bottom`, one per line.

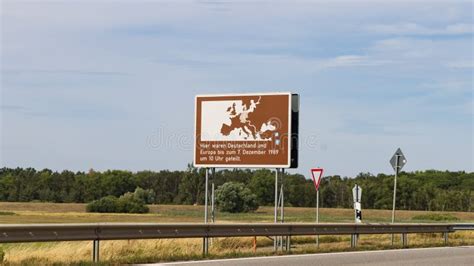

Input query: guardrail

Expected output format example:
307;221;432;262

0;223;470;262
452;224;474;230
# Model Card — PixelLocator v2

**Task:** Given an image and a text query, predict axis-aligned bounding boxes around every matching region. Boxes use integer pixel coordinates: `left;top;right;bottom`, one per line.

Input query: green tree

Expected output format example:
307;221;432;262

215;182;259;213
175;164;205;204
248;169;275;205
132;187;155;204
0;167;472;212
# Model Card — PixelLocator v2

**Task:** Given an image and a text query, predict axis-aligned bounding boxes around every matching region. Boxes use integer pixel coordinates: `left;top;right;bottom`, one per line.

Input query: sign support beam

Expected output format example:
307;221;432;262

390;148;407;246
281;168;285;251
310;168;324;248
211;168;215;224
273;168;287;252
316;188;319;247
203;168;209;256
391;154;399;245
392;155;399;226
281;169;285;225
274;168;278;251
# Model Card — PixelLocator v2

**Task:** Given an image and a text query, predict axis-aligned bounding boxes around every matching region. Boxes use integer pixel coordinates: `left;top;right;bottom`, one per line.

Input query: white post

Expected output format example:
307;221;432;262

354;185;362;224
92;240;100;262
354;202;362;223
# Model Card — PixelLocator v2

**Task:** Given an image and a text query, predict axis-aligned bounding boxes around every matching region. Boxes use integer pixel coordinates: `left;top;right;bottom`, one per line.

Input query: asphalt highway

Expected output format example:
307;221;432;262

155;246;474;266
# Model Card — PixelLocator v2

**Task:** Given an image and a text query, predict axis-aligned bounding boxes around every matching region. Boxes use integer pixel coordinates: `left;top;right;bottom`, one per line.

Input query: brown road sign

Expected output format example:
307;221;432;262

194;92;299;168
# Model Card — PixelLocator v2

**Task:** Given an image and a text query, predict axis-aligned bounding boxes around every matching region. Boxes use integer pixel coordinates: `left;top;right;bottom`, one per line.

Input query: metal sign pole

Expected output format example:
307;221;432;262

311;168;323;248
316;188;319;247
281;168;285;224
210;181;215;246
389;148;406;236
274;168;278;251
203;168;209;255
281;168;285;251
391;155;399;224
391;155;398;245
211;183;215;223
211;168;216;224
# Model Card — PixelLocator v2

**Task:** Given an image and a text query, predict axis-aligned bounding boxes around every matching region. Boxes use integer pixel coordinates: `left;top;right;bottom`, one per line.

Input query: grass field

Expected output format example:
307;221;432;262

1;202;473;224
0;202;473;265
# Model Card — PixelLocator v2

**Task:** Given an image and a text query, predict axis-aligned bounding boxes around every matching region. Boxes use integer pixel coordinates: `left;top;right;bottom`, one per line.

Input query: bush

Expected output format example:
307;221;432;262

131;187;155;204
117;193;150;213
411;213;459;221
215;182;259;213
86;193;149;214
86;196;120;213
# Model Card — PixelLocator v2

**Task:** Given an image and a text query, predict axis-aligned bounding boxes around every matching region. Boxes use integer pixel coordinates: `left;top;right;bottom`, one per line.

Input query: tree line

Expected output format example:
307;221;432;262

0;166;472;212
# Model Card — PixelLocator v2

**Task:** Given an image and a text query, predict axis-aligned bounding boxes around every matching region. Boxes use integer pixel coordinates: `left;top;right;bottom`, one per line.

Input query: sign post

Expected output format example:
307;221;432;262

203;168;209;255
389;148;407;245
194;92;300;255
211;168;216;224
352;184;362;223
351;184;362;247
274;169;278;251
311;168;323;247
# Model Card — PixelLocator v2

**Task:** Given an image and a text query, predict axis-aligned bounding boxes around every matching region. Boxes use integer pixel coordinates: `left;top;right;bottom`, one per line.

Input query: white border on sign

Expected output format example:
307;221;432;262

193;92;293;168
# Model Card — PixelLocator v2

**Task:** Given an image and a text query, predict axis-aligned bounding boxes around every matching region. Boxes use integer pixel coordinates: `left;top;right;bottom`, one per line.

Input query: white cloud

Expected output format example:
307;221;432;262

420;80;470;92
318;55;390;68
445;61;474;69
369;37;471;69
367;22;473;35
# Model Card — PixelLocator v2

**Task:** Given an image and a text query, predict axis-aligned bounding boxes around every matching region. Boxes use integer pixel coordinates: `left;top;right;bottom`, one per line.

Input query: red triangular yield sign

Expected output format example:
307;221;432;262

311;168;324;191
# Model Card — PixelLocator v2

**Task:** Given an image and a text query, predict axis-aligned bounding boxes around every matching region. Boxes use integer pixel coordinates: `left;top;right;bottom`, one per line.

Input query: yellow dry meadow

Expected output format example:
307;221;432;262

0;202;473;265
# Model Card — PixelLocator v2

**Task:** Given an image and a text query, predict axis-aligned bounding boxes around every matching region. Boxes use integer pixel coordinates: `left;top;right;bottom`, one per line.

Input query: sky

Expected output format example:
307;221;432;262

1;0;473;177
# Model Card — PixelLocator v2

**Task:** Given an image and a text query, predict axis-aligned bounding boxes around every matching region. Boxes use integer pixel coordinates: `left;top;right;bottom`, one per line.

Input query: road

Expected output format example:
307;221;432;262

154;246;474;266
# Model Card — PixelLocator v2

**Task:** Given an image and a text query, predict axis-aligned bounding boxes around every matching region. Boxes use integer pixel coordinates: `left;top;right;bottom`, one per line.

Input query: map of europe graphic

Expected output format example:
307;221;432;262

219;96;278;141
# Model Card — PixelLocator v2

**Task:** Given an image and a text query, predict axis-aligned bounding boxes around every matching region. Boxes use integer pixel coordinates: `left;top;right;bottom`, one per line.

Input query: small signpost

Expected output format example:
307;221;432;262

351;184;362;247
352;184;362;223
390;148;407;224
311;168;323;247
390;148;407;245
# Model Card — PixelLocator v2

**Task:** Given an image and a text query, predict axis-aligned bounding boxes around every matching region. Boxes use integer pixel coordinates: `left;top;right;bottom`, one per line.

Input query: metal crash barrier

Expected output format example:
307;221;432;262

0;223;469;263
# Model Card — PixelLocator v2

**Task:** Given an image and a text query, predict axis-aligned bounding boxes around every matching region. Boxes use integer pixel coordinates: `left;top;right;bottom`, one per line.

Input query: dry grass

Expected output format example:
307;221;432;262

0;202;472;224
0;202;87;213
2;232;473;265
0;202;472;265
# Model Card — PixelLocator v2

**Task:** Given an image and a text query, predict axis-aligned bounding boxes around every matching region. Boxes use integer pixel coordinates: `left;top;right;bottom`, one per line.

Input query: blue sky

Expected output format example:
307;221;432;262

1;0;473;177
